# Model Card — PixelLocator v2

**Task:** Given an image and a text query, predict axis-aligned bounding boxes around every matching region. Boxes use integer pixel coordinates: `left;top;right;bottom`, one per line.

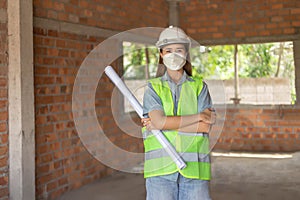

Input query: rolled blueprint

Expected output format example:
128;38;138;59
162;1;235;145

105;66;187;170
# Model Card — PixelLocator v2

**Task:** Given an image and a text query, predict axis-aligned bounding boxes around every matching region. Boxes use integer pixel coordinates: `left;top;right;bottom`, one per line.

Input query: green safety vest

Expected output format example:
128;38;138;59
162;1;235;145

143;76;211;180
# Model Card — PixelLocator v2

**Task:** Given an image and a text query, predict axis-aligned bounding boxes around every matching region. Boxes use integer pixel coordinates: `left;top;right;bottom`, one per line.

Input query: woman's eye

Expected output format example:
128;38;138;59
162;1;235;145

176;49;184;53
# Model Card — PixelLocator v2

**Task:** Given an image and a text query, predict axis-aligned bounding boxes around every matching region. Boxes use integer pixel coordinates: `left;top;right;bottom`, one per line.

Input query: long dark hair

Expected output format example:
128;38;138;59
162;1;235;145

156;48;192;77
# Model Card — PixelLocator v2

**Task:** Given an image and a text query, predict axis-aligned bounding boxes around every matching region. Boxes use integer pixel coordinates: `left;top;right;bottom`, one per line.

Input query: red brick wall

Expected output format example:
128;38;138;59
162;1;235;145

34;27;144;199
34;28;115;199
214;106;300;152
32;0;300;199
33;1;168;199
180;0;300;42
33;0;169;31
0;0;8;199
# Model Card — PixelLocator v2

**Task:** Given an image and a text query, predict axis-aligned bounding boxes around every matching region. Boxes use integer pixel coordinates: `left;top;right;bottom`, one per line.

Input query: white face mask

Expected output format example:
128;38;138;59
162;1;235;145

162;52;186;71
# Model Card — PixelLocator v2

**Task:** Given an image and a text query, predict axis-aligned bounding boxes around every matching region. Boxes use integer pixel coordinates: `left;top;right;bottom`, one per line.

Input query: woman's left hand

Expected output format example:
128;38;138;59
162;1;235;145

199;108;216;124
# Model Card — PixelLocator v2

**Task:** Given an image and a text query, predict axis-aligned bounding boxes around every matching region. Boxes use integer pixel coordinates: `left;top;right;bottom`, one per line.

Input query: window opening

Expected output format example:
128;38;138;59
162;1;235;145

190;41;295;105
122;41;295;113
122;42;158;113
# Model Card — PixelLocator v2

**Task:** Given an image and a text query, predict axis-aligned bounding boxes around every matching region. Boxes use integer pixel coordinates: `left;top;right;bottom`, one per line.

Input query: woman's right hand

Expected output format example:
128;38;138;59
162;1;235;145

141;118;155;130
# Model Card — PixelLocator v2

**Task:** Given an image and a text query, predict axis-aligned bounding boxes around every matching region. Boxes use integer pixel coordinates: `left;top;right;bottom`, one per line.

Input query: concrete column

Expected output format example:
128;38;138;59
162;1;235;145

166;0;186;27
167;0;179;26
294;40;300;105
8;0;35;199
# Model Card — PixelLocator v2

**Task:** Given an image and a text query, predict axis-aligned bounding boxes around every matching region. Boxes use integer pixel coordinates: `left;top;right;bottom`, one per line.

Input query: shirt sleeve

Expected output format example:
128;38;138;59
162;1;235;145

198;81;213;112
142;82;164;116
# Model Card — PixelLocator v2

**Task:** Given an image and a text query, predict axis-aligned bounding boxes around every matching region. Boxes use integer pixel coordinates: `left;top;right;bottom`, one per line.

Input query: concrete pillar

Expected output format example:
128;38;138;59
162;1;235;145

8;0;35;199
166;0;187;27
167;0;179;26
294;40;300;105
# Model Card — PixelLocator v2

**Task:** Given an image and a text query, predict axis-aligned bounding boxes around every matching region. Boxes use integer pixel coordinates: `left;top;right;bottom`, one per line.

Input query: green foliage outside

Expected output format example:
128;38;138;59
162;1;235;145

190;42;295;103
190;42;294;80
123;41;295;103
190;45;235;80
123;42;158;80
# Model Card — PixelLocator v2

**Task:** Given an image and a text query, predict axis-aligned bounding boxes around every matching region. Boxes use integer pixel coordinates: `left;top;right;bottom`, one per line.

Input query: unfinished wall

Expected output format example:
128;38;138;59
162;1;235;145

33;0;168;199
215;106;300;152
179;0;300;152
180;0;300;44
29;0;300;199
206;78;291;105
0;0;8;199
34;27;105;199
33;0;168;30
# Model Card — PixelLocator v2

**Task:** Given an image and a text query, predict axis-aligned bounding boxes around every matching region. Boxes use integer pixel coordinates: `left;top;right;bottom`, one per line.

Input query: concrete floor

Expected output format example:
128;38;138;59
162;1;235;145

57;152;300;200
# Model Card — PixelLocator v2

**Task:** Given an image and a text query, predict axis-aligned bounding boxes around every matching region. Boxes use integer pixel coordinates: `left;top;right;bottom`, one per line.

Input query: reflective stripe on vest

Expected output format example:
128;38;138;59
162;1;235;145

143;130;208;139
143;76;211;180
145;148;210;163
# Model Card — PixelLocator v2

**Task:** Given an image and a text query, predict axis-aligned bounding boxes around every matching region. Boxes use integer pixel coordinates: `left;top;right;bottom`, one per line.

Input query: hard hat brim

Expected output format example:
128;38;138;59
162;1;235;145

156;38;191;49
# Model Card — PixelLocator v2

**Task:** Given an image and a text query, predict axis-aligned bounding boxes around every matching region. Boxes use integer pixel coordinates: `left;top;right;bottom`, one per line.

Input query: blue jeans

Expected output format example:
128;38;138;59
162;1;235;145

146;173;211;200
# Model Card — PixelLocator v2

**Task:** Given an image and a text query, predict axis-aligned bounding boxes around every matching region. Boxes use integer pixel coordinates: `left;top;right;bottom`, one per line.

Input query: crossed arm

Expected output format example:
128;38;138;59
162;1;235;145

141;108;216;133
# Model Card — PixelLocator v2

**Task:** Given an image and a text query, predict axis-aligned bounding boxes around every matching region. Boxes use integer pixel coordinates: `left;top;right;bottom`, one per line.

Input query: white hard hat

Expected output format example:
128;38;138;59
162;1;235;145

156;26;191;49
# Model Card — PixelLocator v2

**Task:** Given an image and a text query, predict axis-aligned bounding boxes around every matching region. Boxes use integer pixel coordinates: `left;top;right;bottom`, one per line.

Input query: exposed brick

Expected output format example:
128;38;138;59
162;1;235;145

272;3;283;9
0;134;7;143
292;21;300;26
0;122;6;132
0;111;7;122
0;89;7;98
0;77;6;87
36;164;50;175
181;0;300;41
291;8;300;15
42;1;53;9
36;144;49;155
0;100;6;110
289;133;299;139
0;145;7;157
253;133;264;138
31;0;300;199
265;133;276;139
0;156;7;168
283;28;295;34
34;25;121;199
278;120;300;126
217;107;300;152
53;2;64;11
58;12;68;21
0;187;8;198
47;10;58;19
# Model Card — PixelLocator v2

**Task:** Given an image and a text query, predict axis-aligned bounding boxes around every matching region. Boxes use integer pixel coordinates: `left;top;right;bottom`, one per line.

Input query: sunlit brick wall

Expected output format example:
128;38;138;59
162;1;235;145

214;106;300;152
33;0;169;31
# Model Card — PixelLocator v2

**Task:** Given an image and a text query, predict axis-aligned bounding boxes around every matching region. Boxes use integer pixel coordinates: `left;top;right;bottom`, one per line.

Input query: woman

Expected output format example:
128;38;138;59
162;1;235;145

141;26;215;200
